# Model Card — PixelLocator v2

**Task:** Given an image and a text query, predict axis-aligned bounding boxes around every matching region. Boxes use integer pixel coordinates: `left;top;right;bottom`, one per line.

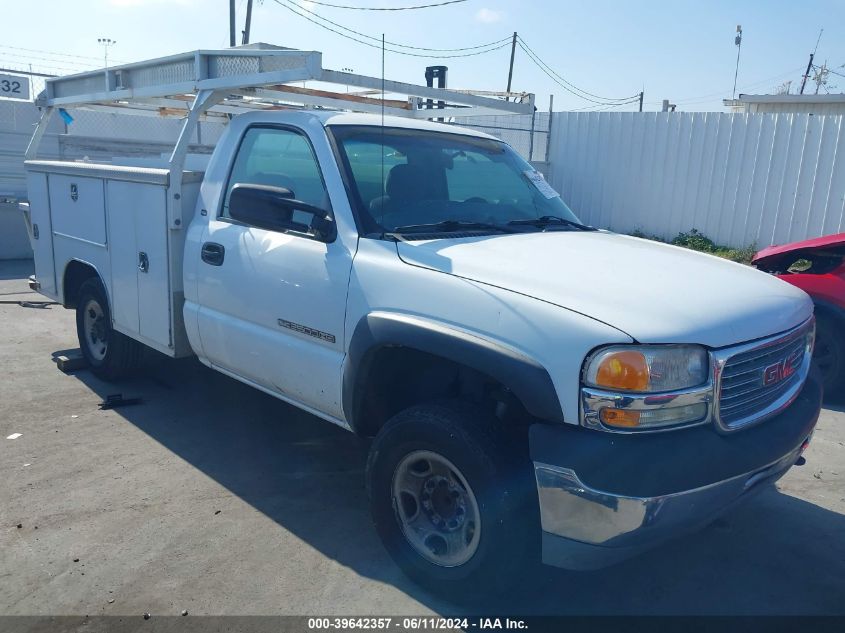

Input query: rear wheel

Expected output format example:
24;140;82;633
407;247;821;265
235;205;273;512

75;278;142;381
366;400;537;597
813;314;845;400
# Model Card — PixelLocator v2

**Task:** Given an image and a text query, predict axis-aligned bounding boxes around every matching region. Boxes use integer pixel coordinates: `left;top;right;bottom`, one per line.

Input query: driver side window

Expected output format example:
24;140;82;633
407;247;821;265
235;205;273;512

221;127;330;219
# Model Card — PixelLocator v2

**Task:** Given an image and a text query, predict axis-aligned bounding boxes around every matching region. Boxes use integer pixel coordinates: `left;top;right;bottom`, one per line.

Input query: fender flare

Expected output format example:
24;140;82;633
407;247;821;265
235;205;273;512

343;311;564;433
61;258;104;308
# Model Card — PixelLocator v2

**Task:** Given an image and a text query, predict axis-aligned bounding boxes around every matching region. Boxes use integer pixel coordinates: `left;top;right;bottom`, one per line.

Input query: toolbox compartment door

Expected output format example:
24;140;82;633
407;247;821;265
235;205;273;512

25;172;57;299
106;180;171;350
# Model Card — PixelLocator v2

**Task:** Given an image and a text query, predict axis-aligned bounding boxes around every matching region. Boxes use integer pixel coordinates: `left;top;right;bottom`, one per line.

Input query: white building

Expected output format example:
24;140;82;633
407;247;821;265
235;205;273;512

723;94;845;115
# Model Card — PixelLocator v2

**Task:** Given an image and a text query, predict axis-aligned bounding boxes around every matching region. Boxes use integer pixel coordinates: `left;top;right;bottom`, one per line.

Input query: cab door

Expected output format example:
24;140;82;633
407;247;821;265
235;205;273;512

194;125;353;419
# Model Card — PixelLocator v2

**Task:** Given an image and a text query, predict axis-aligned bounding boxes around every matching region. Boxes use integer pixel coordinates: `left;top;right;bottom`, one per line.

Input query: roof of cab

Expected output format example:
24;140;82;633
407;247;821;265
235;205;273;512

309;111;498;140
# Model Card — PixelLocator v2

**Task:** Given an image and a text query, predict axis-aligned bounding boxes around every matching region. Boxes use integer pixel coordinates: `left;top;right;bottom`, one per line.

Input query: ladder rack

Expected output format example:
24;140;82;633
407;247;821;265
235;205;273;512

36;43;534;120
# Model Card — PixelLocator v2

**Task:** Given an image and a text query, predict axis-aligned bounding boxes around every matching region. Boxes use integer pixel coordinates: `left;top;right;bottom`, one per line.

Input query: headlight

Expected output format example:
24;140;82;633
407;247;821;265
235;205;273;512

584;345;709;392
581;345;711;431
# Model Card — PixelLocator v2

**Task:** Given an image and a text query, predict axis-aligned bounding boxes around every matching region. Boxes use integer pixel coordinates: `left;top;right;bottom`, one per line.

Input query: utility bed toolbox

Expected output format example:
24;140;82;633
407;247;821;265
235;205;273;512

24;160;203;357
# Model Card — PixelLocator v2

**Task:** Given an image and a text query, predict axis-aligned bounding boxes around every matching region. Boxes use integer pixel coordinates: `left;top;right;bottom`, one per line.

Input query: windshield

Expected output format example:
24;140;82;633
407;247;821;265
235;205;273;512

330;125;583;236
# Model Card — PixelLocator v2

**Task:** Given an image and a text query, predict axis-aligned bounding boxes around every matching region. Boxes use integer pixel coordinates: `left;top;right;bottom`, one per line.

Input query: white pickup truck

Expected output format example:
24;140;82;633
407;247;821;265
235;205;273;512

23;48;822;595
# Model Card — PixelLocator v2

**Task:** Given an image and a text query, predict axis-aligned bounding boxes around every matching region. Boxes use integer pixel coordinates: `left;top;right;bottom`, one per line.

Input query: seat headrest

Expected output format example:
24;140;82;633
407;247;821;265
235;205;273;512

385;164;427;201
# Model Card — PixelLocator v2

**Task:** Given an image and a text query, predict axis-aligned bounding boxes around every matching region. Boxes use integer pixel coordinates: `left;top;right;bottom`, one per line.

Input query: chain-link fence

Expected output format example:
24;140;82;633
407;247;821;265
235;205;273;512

56;108;226;166
449;111;551;165
1;99;228;202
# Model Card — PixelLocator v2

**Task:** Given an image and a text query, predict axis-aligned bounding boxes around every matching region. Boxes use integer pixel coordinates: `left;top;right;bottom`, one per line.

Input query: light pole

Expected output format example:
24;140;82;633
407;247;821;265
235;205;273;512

732;25;742;100
98;38;117;68
342;67;353;92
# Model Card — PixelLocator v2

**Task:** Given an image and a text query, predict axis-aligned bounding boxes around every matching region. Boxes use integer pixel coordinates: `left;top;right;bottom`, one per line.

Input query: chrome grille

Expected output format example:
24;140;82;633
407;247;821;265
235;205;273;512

715;320;813;431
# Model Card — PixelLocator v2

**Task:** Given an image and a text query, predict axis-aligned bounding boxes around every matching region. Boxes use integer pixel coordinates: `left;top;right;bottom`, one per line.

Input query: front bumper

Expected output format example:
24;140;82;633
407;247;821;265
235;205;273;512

531;367;822;570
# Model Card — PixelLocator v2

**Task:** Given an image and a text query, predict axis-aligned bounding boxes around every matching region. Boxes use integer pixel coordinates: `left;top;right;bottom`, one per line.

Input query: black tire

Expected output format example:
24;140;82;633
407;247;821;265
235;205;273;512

814;314;845;401
366;400;538;598
75;277;142;381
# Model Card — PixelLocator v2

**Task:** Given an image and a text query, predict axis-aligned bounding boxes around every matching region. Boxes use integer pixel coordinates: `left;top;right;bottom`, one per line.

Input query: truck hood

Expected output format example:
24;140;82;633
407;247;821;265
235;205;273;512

396;231;813;348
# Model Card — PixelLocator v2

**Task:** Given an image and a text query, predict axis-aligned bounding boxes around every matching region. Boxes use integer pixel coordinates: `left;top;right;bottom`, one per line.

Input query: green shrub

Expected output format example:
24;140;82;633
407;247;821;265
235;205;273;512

671;229;717;253
629;227;756;264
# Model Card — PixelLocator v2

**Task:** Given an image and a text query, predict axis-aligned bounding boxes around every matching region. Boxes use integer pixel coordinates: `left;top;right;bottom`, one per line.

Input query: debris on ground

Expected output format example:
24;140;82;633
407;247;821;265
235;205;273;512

54;353;88;374
181;610;188;616
0;300;59;309
6;433;22;440
143;613;151;620
98;394;143;410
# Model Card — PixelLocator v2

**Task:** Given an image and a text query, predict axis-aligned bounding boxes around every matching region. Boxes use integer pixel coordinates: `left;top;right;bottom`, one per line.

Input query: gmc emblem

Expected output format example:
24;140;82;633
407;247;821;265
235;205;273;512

762;349;803;387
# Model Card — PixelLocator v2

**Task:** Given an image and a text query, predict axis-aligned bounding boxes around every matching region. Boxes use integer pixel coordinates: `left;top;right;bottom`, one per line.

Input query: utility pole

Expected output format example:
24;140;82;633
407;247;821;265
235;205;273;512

229;0;237;47
732;25;742;99
638;91;644;112
242;0;254;45
97;38;117;68
800;29;824;95
800;53;814;94
506;32;517;94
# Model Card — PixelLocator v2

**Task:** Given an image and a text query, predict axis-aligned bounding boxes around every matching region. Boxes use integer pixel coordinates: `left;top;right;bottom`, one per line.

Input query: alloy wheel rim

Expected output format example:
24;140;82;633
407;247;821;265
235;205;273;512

391;450;481;567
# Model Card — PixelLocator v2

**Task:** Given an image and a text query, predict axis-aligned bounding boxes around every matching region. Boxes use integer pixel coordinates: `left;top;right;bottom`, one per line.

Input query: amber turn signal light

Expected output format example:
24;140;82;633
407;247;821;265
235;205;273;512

599;408;641;427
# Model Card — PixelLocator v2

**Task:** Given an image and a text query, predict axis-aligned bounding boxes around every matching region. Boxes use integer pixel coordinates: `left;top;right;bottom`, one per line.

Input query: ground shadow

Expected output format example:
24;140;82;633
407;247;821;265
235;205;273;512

61;349;845;615
0;258;34;282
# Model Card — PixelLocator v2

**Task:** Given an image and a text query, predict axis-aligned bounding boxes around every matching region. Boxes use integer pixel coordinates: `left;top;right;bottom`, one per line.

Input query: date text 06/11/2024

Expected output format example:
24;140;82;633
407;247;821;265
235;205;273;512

307;618;529;630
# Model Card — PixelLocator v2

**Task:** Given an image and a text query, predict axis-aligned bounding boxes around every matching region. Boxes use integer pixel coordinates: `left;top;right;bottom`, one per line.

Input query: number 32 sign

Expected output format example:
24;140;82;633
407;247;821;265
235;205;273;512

0;74;31;101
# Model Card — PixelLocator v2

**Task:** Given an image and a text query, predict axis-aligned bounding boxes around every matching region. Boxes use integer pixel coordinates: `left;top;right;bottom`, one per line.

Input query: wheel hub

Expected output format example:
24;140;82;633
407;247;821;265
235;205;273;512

82;299;108;361
420;475;467;532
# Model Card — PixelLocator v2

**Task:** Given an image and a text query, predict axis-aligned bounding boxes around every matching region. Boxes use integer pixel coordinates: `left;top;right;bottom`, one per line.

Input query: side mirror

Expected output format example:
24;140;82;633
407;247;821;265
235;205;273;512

228;184;335;241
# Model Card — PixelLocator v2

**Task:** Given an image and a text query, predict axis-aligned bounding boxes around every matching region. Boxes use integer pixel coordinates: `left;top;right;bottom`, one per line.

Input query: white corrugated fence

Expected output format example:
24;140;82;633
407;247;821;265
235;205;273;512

547;111;845;248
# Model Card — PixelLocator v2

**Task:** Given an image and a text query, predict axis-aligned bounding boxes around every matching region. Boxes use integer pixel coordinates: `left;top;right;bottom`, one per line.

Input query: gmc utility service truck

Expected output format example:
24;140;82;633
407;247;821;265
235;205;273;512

22;47;822;594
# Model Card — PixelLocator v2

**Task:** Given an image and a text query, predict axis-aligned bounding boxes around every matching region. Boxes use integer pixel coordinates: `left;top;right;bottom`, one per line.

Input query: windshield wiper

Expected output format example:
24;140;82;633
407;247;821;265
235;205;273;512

386;220;517;239
507;215;596;231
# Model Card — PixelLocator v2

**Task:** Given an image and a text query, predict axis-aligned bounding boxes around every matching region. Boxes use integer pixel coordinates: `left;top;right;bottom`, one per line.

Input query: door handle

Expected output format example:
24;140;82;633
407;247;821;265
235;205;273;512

201;242;225;266
138;252;149;273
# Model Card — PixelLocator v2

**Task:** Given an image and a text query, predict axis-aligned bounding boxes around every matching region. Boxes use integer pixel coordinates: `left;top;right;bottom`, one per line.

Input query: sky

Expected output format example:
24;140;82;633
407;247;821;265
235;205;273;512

2;0;844;112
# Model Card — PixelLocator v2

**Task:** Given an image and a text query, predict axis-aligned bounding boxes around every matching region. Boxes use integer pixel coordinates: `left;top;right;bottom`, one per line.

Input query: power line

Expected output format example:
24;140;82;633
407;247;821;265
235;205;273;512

303;0;467;10
0;55;93;75
0;67;56;78
570;98;641;112
515;38;640;105
648;66;808;107
0;43;127;65
270;0;511;58
516;37;638;103
273;0;510;52
0;51;95;71
515;40;639;105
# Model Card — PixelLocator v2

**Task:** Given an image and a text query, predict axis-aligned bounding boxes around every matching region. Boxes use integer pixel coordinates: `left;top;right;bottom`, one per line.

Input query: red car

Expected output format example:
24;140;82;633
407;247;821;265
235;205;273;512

753;233;845;399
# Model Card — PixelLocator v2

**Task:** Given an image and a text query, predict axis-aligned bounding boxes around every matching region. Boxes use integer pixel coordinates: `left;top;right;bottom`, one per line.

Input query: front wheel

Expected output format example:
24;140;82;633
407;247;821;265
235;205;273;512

75;277;142;381
366;400;537;597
